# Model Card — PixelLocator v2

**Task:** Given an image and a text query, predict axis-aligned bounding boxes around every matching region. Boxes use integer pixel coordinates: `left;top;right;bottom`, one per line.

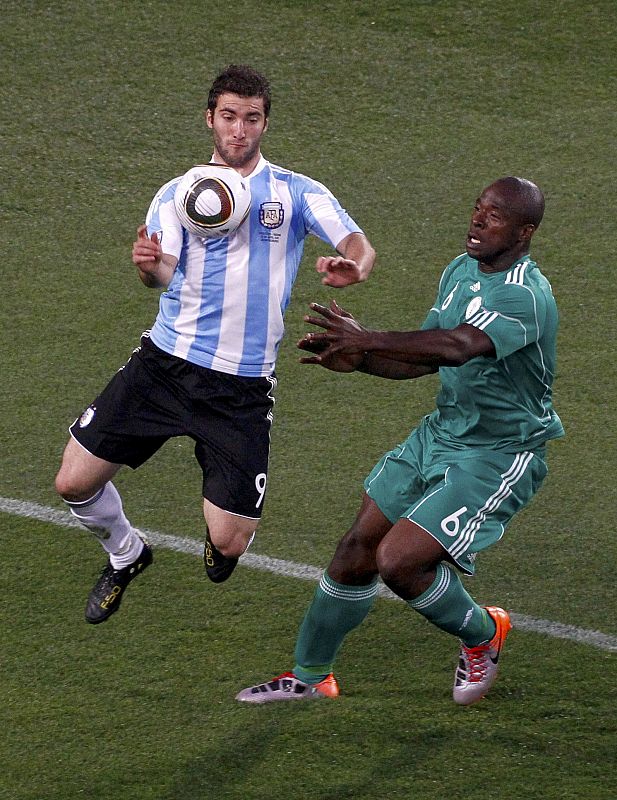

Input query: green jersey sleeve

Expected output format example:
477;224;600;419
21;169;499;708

466;280;547;360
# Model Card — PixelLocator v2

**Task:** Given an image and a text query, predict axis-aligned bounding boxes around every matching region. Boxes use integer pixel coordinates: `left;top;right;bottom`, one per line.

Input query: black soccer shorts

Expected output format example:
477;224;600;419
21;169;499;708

70;335;276;518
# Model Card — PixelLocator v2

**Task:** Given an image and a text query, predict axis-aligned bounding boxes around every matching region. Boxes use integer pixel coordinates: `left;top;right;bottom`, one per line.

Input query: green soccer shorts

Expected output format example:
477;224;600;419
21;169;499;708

364;418;548;574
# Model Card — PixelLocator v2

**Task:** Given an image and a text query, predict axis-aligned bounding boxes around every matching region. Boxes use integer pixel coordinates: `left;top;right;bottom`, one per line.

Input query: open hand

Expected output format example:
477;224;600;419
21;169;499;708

315;256;362;288
297;300;366;371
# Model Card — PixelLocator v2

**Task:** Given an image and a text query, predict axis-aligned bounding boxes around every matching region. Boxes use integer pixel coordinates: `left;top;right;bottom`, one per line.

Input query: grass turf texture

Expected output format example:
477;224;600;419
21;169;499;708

2;518;616;800
1;0;616;797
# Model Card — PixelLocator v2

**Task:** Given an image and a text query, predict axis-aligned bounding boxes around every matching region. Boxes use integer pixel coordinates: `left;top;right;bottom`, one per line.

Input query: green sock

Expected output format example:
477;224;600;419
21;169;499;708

407;562;496;647
293;571;379;684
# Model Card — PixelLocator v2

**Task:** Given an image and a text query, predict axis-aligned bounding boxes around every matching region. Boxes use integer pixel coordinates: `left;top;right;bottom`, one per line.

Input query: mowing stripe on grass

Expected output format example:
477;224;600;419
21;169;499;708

2;495;616;653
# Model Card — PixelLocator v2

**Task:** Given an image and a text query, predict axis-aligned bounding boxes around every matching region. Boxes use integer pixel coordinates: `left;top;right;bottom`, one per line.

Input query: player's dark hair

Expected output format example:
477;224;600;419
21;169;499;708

498;176;545;228
208;65;271;118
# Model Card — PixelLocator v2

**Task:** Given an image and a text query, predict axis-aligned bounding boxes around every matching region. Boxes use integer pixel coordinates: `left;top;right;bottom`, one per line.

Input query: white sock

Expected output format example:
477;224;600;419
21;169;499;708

66;482;143;568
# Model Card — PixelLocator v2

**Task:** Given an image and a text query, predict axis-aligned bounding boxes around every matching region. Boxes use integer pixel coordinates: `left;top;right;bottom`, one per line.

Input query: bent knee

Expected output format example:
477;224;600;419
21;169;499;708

376;541;408;588
55;439;119;502
213;538;247;559
54;471;95;503
327;530;380;582
334;530;372;562
376;537;441;599
54;468;79;501
206;520;257;559
54;463;106;503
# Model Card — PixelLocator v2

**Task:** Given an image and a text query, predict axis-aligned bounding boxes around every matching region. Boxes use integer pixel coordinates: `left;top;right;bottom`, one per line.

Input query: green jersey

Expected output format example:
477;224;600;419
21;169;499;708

421;253;564;451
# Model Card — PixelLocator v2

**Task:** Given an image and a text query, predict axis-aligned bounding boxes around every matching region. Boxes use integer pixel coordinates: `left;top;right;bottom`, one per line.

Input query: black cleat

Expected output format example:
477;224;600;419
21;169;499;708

203;529;238;583
85;538;153;624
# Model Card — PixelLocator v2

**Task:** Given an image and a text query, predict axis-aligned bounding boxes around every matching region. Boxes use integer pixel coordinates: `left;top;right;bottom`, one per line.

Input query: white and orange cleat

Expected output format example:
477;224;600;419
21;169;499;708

235;672;339;704
453;606;512;706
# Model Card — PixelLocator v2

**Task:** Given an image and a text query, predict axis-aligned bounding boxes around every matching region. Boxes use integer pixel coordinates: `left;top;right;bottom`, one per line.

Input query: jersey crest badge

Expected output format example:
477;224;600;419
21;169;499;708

470;281;481;292
259;201;284;229
465;297;483;319
78;405;96;428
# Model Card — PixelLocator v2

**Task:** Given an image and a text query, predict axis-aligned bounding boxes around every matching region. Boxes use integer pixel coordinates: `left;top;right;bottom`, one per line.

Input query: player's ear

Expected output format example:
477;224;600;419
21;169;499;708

205;108;214;129
520;223;535;243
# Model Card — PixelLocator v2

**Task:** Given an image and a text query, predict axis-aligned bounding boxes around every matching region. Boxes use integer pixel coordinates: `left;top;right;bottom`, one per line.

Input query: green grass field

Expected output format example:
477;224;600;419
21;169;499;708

1;1;616;798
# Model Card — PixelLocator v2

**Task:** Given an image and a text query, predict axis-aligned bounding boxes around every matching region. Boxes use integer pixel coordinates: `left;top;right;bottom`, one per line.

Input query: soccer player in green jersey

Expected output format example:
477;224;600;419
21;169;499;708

236;176;564;706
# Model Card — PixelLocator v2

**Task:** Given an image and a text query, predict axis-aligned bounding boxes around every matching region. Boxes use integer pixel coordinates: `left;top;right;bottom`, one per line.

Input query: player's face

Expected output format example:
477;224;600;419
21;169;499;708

206;93;268;175
466;184;531;272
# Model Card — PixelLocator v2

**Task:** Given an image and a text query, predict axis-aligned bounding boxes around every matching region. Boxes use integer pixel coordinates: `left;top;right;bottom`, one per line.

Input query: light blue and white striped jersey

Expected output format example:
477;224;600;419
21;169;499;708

145;156;362;377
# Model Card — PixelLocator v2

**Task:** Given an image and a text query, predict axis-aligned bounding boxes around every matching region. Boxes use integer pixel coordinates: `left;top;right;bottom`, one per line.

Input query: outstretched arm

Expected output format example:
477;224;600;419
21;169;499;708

358;352;438;380
297;301;437;379
131;224;178;288
298;300;496;378
316;232;376;288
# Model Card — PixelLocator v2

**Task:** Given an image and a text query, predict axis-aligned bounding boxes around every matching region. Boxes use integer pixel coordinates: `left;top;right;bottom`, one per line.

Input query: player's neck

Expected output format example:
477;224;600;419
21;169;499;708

478;249;530;274
211;149;262;177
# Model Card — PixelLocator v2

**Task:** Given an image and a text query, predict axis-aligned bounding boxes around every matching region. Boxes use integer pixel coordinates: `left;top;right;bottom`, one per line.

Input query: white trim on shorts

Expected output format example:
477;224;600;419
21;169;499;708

449;451;534;561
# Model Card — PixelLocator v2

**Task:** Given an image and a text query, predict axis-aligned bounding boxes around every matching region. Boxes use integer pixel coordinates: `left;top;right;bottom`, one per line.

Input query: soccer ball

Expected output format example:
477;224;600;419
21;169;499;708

174;163;252;239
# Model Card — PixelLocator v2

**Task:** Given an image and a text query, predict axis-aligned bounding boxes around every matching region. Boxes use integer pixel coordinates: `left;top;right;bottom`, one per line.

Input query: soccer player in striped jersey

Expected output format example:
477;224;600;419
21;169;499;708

55;65;375;625
236;176;564;706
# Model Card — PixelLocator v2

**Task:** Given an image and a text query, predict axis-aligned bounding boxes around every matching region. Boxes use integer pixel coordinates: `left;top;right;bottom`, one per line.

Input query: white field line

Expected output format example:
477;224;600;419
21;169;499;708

2;495;616;653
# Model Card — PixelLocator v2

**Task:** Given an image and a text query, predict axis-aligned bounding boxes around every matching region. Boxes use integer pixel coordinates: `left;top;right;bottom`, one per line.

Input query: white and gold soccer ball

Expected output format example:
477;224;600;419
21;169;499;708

174;163;252;239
